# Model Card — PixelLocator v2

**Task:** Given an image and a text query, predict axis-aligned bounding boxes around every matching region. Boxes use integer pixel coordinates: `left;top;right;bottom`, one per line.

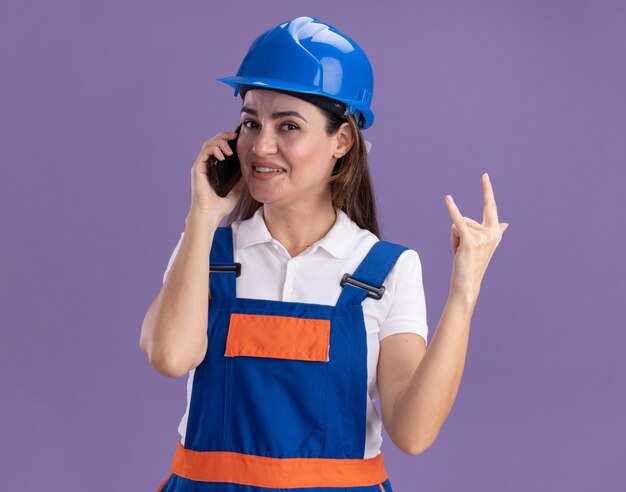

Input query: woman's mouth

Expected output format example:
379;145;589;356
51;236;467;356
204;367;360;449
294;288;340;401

253;166;285;173
251;165;286;179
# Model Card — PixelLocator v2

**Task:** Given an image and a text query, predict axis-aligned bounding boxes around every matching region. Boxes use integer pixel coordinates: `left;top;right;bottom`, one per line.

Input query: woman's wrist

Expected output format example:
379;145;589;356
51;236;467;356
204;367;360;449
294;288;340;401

185;208;222;230
447;287;479;310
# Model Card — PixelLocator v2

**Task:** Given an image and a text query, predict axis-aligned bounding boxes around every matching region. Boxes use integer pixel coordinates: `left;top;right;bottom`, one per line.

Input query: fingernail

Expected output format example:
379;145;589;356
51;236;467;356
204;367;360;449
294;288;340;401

485;173;490;182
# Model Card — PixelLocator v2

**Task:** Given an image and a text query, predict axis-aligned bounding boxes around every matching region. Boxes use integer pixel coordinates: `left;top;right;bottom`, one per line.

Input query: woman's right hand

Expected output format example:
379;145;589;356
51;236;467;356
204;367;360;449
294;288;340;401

189;131;245;223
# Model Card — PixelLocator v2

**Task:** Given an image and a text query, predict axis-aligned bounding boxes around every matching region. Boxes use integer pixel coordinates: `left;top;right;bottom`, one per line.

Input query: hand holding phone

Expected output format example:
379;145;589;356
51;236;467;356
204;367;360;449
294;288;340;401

208;124;242;197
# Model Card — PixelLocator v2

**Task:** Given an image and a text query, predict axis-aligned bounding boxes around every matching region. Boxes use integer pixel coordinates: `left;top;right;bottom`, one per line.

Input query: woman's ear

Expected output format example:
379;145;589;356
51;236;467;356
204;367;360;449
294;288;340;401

333;122;354;159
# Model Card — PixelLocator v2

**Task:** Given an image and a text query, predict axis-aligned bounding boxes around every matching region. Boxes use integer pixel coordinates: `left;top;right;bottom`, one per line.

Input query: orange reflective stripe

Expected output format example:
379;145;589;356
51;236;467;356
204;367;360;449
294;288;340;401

171;441;388;487
225;313;330;362
379;483;385;491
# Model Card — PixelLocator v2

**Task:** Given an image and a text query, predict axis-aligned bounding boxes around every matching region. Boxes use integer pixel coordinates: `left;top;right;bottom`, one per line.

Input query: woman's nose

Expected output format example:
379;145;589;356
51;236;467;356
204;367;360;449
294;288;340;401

252;127;278;156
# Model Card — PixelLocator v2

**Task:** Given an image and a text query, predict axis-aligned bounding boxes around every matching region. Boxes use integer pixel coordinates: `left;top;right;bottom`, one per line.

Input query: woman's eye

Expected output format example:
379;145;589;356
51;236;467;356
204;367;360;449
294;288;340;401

241;120;298;131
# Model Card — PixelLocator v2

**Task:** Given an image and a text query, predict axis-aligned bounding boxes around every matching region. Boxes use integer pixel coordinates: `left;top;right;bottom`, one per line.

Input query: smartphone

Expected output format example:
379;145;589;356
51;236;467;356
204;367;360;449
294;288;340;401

208;124;242;197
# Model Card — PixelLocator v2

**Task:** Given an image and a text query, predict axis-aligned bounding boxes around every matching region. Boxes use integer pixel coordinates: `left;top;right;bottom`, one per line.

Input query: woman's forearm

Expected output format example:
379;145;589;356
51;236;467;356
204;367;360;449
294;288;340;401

140;210;219;378
393;289;477;453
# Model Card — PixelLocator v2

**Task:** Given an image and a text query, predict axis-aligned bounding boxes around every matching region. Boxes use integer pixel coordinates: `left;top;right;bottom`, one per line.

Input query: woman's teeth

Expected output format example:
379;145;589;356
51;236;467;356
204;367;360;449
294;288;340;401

254;167;284;173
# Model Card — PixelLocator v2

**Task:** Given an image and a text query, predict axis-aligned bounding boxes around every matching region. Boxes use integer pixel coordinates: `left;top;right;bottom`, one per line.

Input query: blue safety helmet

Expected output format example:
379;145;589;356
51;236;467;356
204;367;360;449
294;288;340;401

217;16;375;129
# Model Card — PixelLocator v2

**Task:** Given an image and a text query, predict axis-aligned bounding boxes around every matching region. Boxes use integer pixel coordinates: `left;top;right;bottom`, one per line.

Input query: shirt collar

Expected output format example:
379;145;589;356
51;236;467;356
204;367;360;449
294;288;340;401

236;206;356;259
236;206;273;250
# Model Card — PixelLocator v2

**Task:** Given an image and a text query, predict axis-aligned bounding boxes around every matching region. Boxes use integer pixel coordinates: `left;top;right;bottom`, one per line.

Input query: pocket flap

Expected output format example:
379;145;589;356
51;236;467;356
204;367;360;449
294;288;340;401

225;313;330;362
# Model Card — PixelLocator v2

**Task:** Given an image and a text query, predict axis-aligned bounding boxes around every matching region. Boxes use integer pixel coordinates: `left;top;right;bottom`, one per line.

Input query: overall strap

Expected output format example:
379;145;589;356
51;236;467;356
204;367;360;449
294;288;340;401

209;226;239;299
336;240;408;306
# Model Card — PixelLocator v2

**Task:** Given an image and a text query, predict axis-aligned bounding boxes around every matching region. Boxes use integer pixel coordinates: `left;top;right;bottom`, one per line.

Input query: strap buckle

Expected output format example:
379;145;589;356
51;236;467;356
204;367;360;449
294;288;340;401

210;263;241;278
340;273;385;300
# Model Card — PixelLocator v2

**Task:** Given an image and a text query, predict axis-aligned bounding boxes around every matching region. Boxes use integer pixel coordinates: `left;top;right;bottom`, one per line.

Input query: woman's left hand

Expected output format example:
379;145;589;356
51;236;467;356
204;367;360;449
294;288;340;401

445;172;509;300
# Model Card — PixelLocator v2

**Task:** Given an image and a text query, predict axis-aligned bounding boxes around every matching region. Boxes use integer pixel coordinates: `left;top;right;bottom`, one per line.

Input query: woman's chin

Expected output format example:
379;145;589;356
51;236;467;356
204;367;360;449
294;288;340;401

247;184;283;204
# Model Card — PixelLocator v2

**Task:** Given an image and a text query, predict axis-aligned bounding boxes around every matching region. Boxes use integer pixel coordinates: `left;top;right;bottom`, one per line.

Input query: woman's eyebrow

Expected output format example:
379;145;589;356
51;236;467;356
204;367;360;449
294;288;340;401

240;106;308;123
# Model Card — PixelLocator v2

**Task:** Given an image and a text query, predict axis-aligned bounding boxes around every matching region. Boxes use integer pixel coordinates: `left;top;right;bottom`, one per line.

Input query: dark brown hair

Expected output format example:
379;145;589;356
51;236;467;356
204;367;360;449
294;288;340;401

224;88;381;239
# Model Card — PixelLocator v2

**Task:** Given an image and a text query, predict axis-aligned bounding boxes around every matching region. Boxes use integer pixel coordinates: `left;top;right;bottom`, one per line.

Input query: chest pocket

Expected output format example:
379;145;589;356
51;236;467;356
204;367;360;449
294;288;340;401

222;312;331;458
225;313;330;361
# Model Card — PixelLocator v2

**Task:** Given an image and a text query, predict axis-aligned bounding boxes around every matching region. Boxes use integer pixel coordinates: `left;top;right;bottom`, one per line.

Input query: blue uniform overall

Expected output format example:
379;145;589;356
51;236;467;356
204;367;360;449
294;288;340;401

157;226;407;491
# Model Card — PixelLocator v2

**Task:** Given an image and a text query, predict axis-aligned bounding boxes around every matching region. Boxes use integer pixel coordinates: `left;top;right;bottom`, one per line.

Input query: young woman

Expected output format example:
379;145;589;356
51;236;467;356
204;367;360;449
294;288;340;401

140;15;508;492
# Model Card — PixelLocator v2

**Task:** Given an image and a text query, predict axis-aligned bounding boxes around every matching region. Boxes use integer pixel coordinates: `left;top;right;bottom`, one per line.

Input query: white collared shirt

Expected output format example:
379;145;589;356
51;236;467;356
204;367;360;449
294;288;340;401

162;206;428;458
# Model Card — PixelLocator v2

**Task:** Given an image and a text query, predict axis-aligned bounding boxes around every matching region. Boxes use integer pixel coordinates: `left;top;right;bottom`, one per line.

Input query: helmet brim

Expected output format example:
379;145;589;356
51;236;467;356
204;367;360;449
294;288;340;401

216;76;374;129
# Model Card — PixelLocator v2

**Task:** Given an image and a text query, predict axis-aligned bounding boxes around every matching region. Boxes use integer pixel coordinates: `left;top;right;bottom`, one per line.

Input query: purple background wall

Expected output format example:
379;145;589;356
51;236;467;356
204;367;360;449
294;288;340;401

1;1;624;490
